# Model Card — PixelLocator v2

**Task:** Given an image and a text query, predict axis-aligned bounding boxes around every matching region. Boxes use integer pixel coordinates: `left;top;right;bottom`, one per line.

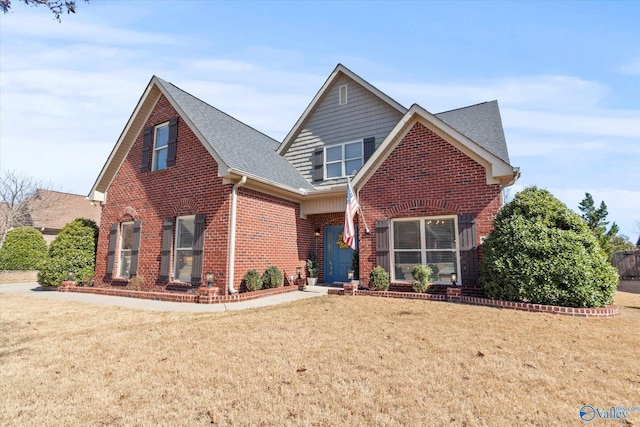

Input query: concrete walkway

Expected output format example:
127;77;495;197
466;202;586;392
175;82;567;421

0;282;331;312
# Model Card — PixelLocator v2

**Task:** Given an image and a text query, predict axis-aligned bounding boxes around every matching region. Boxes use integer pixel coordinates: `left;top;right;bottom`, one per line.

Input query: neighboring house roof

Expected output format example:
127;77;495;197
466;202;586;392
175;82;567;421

435;101;511;164
30;189;101;231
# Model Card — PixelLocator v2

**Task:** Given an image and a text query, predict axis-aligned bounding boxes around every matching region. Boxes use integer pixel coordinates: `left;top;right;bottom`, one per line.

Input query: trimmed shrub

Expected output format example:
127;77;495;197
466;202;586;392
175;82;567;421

479;187;618;308
0;227;47;270
261;266;283;289
243;269;262;292
306;253;318;278
38;218;99;287
411;264;432;293
369;265;389;291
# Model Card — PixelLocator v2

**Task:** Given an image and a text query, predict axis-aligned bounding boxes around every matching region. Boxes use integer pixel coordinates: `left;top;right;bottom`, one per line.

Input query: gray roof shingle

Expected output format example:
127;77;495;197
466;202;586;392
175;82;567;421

435;101;511;164
157;77;314;191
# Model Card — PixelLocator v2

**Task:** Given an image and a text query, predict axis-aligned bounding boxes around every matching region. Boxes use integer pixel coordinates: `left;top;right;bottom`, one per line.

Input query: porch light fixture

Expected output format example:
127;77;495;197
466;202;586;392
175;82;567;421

314;228;321;237
347;270;354;282
67;271;74;281
296;266;302;279
450;272;457;287
205;271;214;288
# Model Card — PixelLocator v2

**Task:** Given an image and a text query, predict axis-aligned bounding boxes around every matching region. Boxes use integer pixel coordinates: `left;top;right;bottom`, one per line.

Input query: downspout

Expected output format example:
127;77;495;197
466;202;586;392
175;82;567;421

227;175;247;294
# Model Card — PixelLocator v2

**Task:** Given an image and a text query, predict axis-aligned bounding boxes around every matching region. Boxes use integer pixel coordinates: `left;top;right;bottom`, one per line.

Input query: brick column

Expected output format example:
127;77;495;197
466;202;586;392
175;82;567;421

446;286;461;301
343;283;357;295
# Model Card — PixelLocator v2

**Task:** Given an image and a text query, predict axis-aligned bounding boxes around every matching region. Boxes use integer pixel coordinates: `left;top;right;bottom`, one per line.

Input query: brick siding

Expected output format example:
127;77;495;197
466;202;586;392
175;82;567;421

357;121;503;285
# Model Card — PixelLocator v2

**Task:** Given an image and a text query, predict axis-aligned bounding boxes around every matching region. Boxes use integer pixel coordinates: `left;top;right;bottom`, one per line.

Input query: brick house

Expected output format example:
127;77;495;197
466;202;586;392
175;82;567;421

88;64;519;294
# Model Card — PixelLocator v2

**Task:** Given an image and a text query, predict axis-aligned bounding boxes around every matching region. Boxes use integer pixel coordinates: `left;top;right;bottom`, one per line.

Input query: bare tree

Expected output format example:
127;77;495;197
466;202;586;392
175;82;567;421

0;170;60;247
1;0;89;21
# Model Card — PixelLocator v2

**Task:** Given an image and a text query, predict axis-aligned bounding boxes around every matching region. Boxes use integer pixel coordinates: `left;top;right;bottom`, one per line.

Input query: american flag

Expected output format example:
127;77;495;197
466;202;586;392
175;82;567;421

343;181;359;250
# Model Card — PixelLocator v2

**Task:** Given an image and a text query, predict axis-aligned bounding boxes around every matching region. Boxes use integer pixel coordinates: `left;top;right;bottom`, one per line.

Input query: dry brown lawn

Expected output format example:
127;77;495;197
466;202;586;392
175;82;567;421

1;283;639;426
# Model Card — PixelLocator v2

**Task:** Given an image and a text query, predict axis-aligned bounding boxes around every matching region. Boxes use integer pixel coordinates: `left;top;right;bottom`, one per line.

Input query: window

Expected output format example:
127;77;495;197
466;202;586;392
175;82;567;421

117;222;134;278
391;216;459;283
325;141;363;178
174;216;195;282
339;84;347;105
153;122;169;171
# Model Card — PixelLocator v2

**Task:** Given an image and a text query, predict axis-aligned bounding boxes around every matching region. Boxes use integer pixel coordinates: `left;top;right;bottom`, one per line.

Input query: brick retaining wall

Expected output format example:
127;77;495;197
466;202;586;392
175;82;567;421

58;282;299;304
328;287;618;318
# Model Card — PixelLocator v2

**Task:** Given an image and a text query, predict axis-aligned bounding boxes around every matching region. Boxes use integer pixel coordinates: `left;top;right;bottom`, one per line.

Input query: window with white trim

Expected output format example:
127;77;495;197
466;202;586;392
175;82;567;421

152;122;169;171
174;216;195;282
118;221;134;279
391;216;459;283
325;140;363;178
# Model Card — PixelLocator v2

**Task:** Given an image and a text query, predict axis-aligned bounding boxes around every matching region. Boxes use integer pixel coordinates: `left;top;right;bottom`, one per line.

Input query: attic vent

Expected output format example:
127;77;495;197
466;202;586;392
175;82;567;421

339;84;348;105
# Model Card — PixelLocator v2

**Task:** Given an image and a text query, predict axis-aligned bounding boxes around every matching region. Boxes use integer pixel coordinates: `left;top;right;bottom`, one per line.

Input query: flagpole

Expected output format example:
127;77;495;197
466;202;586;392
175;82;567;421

347;176;370;235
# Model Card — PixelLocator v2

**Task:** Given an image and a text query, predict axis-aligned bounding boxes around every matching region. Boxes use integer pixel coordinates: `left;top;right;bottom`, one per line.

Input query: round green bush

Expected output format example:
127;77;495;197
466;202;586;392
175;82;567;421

261;266;283;289
369;265;389;291
243;269;262;292
479;187;618;308
38;218;98;287
0;227;48;270
411;264;432;293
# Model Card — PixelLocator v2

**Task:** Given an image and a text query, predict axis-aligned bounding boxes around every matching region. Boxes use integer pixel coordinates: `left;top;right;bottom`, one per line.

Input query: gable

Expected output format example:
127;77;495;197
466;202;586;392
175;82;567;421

280;66;406;186
89;76;313;203
354;105;520;189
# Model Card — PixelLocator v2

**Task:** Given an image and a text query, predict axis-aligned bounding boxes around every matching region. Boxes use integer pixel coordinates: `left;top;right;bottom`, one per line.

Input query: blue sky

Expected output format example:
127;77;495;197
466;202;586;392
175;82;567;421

1;1;639;238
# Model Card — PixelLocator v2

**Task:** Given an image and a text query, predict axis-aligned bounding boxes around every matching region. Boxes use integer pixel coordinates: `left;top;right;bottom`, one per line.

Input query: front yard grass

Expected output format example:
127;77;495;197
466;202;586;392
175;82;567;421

1;283;638;426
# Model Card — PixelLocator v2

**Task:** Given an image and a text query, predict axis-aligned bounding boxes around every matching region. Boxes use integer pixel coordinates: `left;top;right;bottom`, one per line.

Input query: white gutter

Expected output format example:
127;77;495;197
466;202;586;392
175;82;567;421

227;176;247;294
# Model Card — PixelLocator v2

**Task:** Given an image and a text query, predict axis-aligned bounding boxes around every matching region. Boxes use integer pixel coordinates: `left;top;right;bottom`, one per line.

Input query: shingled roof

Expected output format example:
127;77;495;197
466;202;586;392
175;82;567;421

157;78;314;191
90;68;517;202
435;101;511;164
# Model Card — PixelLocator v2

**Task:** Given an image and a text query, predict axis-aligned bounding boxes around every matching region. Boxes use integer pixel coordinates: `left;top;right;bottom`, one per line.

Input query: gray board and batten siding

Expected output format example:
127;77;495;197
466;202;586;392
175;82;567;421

283;74;405;187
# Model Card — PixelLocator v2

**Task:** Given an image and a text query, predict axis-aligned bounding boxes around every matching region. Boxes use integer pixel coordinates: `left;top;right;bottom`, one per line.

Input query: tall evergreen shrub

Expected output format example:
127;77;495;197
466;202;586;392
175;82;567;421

38;218;98;286
0;227;48;270
479;187;618;308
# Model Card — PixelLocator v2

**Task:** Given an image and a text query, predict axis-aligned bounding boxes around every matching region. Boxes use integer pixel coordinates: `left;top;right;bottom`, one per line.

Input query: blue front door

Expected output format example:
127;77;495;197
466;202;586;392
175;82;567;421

324;225;356;283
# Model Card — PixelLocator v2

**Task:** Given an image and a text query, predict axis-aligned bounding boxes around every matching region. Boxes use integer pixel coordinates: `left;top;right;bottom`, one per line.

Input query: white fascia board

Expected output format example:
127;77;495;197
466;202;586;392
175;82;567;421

87;77;161;201
223;169;308;200
278;66;342;154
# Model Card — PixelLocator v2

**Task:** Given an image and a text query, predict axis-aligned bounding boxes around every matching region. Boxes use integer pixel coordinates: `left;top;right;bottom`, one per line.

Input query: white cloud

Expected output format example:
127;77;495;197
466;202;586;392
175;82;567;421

0;10;182;46
620;57;640;76
379;74;608;112
502;108;640;139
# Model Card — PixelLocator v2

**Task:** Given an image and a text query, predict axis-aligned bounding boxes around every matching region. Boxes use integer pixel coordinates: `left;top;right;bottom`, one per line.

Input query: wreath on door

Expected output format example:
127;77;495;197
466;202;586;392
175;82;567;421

336;231;350;249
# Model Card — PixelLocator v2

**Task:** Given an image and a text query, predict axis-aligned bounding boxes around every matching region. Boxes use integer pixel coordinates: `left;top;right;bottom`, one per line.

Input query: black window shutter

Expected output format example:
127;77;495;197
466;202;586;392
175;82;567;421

363;137;375;162
166;116;179;167
375;219;391;274
312;147;324;181
129;220;142;277
159;217;174;281
105;223;118;278
190;214;206;285
141;126;153;172
458;213;479;286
